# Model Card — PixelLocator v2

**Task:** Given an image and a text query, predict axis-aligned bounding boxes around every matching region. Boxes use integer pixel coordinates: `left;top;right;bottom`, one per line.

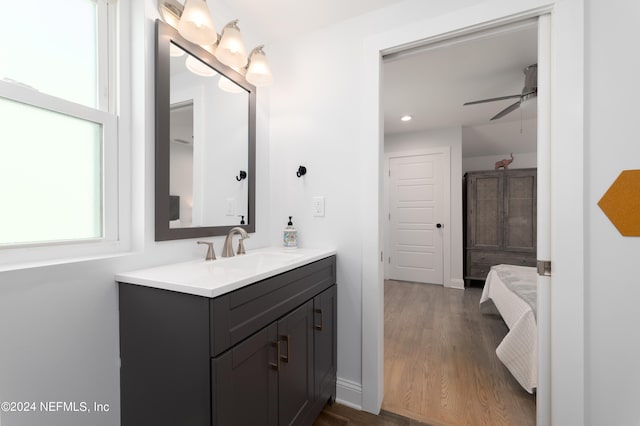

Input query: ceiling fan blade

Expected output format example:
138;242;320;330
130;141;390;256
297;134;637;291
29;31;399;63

463;94;523;106
490;101;521;120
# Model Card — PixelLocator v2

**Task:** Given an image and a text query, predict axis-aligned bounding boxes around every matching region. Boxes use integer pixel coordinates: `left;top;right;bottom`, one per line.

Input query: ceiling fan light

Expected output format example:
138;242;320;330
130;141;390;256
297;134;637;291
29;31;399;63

246;46;273;87
216;20;248;69
178;0;217;46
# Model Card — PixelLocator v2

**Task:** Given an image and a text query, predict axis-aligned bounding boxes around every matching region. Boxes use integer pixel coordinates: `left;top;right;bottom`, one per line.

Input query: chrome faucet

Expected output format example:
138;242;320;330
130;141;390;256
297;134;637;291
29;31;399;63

222;227;249;257
197;241;216;261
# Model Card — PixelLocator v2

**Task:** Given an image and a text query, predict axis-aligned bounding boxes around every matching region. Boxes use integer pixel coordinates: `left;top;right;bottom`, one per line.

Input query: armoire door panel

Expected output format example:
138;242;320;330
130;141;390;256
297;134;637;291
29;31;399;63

504;174;537;252
470;175;502;249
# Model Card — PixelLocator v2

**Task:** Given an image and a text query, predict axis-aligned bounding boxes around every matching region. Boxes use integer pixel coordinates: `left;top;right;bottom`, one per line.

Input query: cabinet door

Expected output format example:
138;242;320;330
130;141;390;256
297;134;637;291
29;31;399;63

467;173;502;250
314;285;337;405
278;300;314;426
212;323;278;426
503;171;537;252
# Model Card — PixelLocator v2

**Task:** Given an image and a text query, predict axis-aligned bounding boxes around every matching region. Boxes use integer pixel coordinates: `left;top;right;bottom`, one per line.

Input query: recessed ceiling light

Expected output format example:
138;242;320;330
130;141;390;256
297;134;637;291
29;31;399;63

401;115;413;122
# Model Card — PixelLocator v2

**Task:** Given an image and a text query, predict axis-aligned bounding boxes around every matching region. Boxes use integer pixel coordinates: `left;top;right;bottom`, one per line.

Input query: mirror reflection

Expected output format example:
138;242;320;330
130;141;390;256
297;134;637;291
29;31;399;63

169;42;249;229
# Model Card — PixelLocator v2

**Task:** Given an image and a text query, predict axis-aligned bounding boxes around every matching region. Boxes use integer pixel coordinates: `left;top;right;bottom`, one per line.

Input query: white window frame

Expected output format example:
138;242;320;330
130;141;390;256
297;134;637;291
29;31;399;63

0;0;130;270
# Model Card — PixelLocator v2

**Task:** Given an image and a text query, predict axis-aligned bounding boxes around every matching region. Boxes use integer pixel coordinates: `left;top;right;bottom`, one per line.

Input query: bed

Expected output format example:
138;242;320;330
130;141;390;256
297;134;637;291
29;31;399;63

480;264;537;393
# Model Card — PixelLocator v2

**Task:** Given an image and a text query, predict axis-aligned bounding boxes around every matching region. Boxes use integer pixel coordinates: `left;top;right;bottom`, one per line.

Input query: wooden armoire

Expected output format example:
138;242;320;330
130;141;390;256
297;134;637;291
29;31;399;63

464;168;537;285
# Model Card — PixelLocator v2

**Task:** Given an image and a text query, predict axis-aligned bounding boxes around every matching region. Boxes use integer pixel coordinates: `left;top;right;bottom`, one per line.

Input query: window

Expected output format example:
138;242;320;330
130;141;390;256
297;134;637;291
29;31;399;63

0;0;124;266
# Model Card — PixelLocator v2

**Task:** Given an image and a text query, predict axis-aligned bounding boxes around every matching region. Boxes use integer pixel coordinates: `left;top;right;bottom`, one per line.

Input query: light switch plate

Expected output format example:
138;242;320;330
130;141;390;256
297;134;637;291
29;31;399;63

225;198;235;216
312;196;325;217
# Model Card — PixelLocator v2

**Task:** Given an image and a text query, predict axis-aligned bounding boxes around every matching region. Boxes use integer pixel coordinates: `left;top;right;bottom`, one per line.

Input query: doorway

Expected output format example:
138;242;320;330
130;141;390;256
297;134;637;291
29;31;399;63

363;10;549;422
380;20;539;424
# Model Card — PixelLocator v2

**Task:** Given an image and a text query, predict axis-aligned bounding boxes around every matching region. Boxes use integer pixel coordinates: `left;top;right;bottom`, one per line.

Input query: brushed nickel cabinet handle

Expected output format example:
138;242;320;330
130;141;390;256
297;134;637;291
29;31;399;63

315;308;323;331
281;335;291;363
269;340;281;371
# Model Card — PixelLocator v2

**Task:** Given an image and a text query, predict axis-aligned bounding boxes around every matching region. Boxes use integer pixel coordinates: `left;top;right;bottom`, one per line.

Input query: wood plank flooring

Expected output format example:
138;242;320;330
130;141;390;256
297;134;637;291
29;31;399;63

314;404;432;426
381;280;535;426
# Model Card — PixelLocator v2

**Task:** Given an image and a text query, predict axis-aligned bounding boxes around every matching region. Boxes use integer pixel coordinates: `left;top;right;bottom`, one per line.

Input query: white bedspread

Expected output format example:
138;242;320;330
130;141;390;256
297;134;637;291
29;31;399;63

480;264;537;393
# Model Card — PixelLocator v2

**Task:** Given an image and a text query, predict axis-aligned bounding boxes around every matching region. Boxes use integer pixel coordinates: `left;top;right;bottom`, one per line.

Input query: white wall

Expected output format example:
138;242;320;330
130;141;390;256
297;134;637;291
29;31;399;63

384;127;464;288
267;0;499;407
0;2;271;426
462;151;537;173
585;0;640;424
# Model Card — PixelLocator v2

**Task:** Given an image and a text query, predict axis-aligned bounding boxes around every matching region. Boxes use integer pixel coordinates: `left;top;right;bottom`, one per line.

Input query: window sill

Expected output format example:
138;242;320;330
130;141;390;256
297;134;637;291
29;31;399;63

0;240;134;273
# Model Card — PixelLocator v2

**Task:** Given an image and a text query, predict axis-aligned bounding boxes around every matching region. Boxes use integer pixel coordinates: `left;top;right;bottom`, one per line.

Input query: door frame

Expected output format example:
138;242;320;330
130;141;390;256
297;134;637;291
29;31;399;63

360;1;585;425
383;147;452;287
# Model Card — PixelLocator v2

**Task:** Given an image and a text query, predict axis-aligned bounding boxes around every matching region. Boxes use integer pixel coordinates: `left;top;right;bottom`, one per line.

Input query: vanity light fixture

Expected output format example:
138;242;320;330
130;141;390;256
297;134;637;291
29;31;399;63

216;20;248;69
401;115;413;122
218;73;244;93
245;46;273;87
169;43;186;57
178;0;218;46
159;0;273;87
185;55;217;77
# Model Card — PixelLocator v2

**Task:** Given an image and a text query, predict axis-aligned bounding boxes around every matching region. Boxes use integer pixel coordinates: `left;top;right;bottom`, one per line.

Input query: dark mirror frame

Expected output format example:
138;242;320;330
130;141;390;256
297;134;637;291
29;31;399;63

155;20;256;241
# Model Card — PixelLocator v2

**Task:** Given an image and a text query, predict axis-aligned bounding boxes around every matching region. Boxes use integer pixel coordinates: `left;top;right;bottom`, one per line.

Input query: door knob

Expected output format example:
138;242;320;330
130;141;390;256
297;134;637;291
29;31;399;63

436;223;443;228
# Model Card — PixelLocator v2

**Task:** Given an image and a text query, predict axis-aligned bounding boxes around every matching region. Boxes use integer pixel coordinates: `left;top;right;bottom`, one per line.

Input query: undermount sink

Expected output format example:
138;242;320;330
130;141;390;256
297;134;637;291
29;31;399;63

115;247;336;298
218;250;305;269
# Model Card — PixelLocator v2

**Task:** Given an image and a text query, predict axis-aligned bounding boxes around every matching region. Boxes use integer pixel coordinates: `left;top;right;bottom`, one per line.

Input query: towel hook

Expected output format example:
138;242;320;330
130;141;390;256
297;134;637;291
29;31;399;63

236;170;247;181
296;166;307;178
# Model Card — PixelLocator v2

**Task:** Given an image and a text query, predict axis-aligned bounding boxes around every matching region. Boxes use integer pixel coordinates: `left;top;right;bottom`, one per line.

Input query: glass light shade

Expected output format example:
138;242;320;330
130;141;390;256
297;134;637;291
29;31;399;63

246;47;273;87
177;0;217;46
159;2;181;29
185;55;216;77
218;75;244;94
215;21;248;68
169;43;185;57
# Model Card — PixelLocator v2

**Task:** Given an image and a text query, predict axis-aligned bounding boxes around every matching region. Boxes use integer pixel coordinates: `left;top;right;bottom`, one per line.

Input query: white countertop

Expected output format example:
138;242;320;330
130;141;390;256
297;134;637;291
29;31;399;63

115;246;336;298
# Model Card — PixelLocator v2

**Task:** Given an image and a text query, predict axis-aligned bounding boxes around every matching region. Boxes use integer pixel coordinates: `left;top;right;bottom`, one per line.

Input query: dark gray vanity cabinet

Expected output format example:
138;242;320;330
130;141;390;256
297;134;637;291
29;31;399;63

119;256;337;426
312;285;337;414
212;301;315;426
212;322;279;426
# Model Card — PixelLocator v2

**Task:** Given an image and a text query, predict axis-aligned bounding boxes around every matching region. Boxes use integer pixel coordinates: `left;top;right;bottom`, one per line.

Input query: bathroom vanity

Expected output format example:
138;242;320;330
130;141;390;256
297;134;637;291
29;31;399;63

117;248;337;426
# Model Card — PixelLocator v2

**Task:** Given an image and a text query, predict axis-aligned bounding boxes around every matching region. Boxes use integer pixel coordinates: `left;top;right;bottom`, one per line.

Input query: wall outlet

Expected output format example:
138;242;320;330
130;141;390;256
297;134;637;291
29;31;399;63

313;196;325;217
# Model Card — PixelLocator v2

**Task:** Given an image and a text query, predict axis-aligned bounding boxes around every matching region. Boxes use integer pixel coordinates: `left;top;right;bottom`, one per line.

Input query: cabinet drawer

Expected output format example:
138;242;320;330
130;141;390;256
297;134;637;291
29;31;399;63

468;264;492;280
210;256;336;356
468;251;536;267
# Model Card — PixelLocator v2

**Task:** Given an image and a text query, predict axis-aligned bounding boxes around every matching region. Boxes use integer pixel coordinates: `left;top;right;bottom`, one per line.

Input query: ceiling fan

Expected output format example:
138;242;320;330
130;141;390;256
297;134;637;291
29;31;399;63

464;64;537;120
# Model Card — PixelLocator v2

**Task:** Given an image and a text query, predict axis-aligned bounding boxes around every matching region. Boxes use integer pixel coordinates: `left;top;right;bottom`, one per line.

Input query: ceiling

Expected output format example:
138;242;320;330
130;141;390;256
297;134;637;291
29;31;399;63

383;21;539;156
217;0;538;157
220;0;407;42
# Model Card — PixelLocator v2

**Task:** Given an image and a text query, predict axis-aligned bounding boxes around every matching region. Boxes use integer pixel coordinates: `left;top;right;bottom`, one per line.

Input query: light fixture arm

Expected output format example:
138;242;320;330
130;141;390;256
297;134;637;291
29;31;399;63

223;19;241;31
248;45;266;59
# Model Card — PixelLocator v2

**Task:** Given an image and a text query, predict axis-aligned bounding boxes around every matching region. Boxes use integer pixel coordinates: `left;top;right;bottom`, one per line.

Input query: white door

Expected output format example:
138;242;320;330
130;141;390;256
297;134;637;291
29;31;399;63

388;153;445;284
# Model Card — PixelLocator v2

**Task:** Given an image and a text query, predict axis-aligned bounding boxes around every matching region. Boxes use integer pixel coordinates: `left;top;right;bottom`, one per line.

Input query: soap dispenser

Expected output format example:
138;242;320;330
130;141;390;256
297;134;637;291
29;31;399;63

283;216;297;249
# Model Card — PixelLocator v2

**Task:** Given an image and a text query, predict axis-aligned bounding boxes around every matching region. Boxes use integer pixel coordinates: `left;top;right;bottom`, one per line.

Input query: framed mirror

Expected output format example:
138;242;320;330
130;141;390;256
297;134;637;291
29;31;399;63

155;20;256;241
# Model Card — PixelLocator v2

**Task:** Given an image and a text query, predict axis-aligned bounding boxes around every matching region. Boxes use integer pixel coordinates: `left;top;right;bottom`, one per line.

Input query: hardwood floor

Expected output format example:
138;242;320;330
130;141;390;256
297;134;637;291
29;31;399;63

381;280;536;426
314;403;432;426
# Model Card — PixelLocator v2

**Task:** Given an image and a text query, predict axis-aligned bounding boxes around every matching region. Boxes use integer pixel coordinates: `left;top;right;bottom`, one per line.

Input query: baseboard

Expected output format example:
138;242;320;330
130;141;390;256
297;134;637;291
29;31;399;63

448;278;465;290
336;377;362;410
